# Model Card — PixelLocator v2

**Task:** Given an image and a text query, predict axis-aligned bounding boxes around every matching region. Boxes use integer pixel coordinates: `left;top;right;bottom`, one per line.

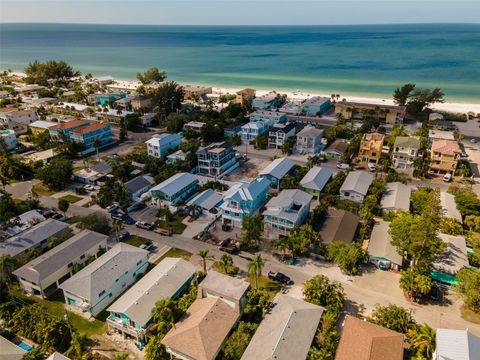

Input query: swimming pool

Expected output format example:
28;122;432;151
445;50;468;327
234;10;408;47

15;341;33;352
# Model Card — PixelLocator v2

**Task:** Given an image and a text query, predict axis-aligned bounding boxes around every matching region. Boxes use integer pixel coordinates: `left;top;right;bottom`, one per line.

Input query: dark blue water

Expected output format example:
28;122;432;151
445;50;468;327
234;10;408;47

1;23;479;102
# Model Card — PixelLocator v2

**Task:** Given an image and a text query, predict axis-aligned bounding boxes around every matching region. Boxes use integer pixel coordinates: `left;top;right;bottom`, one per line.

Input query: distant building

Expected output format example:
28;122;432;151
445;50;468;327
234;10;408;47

299;166;333;199
138;113;156;127
241;120;269;143
130;94;152;111
248;110;287;126
150;172;199;206
0;107;38;133
183;85;212;100
125;175;155;201
300;96;331;115
13;230;108;298
196;142;239;178
235;88;256;104
220;177;270;227
268;122;296;149
359;132;384;164
434;328;480;360
391;136;421;170
335;101;406;124
29;120;58;134
325;139;349;160
368;220;403;271
259;157;296;188
252;91;284;110
296;125;324;154
0;129;17;151
340;170;374;203
430;139;460;174
183;121;206;133
166;149;186;164
70;122;114;155
318;208;359;245
145;133;183;158
263;189;313;236
380;182;411;212
429;112;445;121
59;243;149;317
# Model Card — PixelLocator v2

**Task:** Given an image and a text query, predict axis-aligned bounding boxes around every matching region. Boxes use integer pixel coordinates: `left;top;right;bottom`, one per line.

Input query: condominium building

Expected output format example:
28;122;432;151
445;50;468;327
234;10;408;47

335;101;406;124
300;96;331;115
49;119;92;140
359;132;384;164
70;122;114;155
196;142;239;178
248;110;287;126
0;108;38;133
252;91;284;110
235;88;256;104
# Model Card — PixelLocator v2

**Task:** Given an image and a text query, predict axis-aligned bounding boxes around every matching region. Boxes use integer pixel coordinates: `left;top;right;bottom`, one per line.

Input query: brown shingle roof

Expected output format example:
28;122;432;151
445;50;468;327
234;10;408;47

319;208;359;244
161;297;239;360
73;122;106;135
335;316;404;360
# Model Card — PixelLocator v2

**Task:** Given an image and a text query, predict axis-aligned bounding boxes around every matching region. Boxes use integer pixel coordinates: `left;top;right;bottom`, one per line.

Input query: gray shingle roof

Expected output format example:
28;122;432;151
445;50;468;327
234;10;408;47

380;182;411;211
125;175;154;195
440;191;463;223
263;189;312;223
59;243;148;302
433;233;469;275
319;208;359;244
300;166;333;192
90;161;112;175
0;219;69;257
368;220;403;266
13;230;107;284
340;171;374;196
259;157;295;180
199;271;250;301
436;328;480;360
241;294;324;360
107;257;196;327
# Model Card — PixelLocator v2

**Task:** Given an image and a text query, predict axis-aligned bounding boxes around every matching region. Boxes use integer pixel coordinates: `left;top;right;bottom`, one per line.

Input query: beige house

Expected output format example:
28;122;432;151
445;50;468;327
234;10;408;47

183;85;212;100
235;88;256;104
430;139;460;174
335;101;406;124
358;132;384;164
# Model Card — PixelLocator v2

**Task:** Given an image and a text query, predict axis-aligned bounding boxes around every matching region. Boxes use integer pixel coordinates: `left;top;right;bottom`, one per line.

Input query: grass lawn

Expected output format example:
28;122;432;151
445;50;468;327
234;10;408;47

32;182;55;196
59;194;83;204
156;247;192;263
156;214;187;234
10;287;106;337
461;304;480;324
248;274;282;299
65;216;80;225
126;235;152;247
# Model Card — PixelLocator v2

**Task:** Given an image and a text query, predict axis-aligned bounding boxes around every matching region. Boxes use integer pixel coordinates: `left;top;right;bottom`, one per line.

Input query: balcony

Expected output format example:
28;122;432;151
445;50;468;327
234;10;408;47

107;317;142;338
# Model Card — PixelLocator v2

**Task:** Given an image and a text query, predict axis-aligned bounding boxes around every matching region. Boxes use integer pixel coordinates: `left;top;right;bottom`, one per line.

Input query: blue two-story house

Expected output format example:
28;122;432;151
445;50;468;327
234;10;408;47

220;177;270;228
150;172;199;206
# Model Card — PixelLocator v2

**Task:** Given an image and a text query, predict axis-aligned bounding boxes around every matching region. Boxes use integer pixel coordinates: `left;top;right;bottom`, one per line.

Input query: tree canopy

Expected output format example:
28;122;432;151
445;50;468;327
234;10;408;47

392;83;445;114
25;60;80;86
136;67;166;84
369;304;415;334
35;157;73;191
303;275;345;317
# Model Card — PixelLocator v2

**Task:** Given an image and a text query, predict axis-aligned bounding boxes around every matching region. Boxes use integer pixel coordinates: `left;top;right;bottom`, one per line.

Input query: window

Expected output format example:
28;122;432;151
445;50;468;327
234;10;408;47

68;262;73;268
99;290;106;297
80;254;85;260
109;293;113;298
136;260;142;266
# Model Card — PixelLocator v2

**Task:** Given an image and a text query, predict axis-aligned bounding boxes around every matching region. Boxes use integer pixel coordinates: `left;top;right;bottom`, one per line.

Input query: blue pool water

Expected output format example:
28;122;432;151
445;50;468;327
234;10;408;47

16;341;33;352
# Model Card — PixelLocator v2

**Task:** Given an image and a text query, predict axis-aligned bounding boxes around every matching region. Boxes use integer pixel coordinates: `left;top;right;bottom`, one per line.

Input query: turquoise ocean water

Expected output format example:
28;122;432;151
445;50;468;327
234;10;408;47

0;23;479;103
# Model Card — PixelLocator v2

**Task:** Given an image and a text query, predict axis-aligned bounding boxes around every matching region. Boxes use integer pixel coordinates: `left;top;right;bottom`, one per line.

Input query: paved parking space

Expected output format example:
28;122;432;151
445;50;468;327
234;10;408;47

129;205;158;223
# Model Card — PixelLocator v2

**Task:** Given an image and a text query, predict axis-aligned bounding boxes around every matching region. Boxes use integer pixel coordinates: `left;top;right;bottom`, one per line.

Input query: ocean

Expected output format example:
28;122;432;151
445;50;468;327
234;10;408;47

1;23;479;103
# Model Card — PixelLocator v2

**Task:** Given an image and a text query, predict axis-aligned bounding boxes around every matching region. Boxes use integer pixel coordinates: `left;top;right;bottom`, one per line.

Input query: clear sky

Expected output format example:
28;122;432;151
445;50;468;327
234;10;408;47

1;0;479;25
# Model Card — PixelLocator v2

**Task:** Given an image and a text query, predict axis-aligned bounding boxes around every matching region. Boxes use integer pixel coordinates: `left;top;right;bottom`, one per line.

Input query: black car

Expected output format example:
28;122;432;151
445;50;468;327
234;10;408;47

123;215;135;225
218;240;240;254
268;271;294;285
118;230;130;241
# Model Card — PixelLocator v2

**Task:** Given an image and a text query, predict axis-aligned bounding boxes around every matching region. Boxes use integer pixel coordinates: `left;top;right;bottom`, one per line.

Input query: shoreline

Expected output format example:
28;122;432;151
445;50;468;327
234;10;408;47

7;71;480;114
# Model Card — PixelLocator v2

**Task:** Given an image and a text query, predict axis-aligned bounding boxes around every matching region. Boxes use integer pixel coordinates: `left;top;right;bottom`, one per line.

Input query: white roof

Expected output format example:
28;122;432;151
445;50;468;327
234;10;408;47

222;177;270;203
433;234;469;274
296;125;323;138
150;172;198;197
436;328;480;360
0;336;26;360
200;271;250;301
29;120;57;129
264;189;313;223
0;209;45;238
145;132;181;146
428;129;455;141
300;166;333;191
46;352;70;360
249;110;286;119
242;121;266;130
340;171;374;196
259;157;296;180
302;96;330;106
440;191;463;223
380;182;411;211
107;258;196;327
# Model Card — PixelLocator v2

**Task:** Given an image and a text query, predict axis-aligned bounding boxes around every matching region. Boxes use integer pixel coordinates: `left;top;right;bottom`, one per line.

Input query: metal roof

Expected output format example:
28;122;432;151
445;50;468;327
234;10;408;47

368;220;403;266
150;172;198;197
380;182;411;211
436;328;480;360
222;177;270;203
340;171;374;196
433;233;469;275
440;191;463;223
187;189;223;210
0;336;26;360
259;157;296;180
299;166;333;192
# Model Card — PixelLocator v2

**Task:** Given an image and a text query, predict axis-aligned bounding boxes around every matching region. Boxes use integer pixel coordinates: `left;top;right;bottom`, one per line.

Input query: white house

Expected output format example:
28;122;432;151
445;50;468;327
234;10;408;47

296;125;324;154
146;133;183;158
340;171;374;203
268;122;296;149
241;120;268;143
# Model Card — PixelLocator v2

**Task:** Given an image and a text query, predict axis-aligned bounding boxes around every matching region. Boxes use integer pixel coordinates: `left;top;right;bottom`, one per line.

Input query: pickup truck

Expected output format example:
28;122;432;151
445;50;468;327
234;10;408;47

154;227;173;236
268;271;294;285
218;240;240;254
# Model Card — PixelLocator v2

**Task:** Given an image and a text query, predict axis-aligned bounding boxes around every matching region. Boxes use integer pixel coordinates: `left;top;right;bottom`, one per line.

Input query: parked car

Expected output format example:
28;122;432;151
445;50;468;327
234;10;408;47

336;162;350;170
106;204;120;213
430;284;441;301
443;173;453;182
154;227;173;236
135;221;154;230
268;271;294;285
470;138;477;143
367;163;376;172
127;201;146;213
83;184;95;191
461;151;468;157
139;241;155;251
117;230;130;241
51;213;68;222
218;239;240;254
43;210;58;219
122;215;135;225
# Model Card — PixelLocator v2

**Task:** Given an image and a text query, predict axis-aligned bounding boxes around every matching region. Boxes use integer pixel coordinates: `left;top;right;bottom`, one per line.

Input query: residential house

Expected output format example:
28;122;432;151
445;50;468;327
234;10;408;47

440;191;463;223
428;129;455;144
392;136;421;170
220;177;270;227
268;122;296;149
0;335;27;360
162;271;249;360
241;295;324;360
263;189;313;236
296;125;324;154
368;220;403;271
70;122;114;155
107;258;196;342
150;172;199;206
0;219;69;259
325;139;349;160
74;161;112;185
29;120;58;134
380;182;411;212
249;110;287;126
130;94;153;111
166;149;186;164
335;101;406;124
224;123;244;138
241;120;268;143
299;166;333;199
335;315;405;360
187;189;223;217
46;353;70;360
0;129;17;151
0;209;45;240
59;243;149;317
359;132;384;164
184;121;206;134
196;142;239;178
319;208;359;244
139;113;156;127
434;328;480;360
125;175;155;201
252;91;283;110
430;139;460;174
431;233;469;285
49;119;92;140
259;157;296;188
183;85;212;100
0;108;38;133
300;96;331;115
146;133;183;158
340;171;374;203
235;88;256;104
13;230;108;298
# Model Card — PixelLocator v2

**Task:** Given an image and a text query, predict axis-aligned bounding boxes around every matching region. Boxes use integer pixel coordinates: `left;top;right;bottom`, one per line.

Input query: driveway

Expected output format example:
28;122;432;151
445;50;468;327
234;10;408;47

5;179;39;199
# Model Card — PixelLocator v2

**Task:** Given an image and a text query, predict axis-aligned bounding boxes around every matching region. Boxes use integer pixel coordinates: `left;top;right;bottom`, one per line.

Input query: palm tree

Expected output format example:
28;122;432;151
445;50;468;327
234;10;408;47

112;220;124;243
188;204;202;219
457;163;470;179
219;254;233;274
93;137;101;160
197;249;213;273
65;332;86;360
407;324;436;358
0;255;17;283
152;298;177;329
248;255;264;289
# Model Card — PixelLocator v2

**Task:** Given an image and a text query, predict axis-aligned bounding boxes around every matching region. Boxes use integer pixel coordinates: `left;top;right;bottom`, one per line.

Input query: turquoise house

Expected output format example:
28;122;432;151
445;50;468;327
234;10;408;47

107;258;196;342
220;177;270;227
96;93;126;106
150;172;199;206
70;122;114;155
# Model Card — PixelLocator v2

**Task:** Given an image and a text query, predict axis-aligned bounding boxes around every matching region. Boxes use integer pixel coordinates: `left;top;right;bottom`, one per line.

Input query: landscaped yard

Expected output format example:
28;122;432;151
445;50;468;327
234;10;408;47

65;216;80;225
248;274;282;299
125;235;152;247
59;194;83;204
32;182;55;196
156;247;192;263
461;304;480;324
155;214;187;234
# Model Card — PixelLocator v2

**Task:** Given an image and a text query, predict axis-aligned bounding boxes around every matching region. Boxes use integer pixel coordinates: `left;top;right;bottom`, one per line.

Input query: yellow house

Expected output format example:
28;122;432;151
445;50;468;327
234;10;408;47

359;132;384;164
29;120;58;135
235;88;256;104
430;139;460;174
335;101;406;124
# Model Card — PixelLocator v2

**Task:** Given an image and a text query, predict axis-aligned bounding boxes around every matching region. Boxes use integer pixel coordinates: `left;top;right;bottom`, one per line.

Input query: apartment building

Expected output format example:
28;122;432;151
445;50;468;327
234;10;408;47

429;139;460;174
196;142;239;178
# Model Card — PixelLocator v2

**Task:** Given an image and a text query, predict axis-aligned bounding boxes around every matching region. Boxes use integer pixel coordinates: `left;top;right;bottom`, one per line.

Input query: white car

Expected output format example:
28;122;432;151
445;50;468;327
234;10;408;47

470;138;477;144
336;163;350;170
443;173;453;182
367;163;377;172
83;184;95;191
